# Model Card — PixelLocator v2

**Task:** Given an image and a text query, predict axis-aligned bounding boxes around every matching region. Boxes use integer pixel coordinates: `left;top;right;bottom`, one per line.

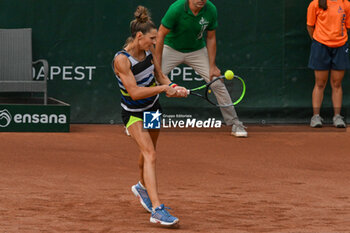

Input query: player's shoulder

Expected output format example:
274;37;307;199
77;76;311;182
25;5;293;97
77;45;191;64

115;50;129;59
114;51;130;66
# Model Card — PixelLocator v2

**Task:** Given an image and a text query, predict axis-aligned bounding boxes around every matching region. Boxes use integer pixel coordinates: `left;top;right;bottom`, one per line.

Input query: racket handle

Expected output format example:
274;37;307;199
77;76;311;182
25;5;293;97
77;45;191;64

187;90;190;95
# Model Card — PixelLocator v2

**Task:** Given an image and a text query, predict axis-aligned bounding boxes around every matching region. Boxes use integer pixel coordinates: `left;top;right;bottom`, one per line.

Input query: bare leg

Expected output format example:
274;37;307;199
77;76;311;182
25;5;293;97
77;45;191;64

330;70;345;116
312;70;329;115
139;129;160;188
128;122;161;208
138;153;144;186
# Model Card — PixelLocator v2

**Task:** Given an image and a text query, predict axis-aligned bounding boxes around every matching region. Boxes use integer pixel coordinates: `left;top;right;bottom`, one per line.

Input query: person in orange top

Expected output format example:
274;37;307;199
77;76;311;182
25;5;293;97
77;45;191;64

307;0;350;128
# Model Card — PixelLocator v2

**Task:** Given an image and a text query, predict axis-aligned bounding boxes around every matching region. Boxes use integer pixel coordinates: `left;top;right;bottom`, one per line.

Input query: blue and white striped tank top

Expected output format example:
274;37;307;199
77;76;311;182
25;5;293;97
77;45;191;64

112;50;159;112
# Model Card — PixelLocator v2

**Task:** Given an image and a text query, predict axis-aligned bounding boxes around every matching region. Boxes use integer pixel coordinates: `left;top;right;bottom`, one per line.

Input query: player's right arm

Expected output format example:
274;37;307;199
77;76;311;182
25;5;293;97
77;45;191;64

155;25;170;68
114;54;176;100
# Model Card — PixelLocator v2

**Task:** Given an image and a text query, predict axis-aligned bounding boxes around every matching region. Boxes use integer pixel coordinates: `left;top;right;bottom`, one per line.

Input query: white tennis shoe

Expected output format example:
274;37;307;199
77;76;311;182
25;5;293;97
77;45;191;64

231;123;248;137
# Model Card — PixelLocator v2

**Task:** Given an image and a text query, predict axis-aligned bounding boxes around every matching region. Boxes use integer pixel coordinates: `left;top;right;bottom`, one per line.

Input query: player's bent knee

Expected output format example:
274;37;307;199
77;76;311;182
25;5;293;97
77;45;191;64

142;150;157;164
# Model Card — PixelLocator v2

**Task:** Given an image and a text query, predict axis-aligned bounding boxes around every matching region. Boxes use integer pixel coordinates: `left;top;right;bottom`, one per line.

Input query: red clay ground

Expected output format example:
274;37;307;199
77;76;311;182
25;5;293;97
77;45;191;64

0;125;349;233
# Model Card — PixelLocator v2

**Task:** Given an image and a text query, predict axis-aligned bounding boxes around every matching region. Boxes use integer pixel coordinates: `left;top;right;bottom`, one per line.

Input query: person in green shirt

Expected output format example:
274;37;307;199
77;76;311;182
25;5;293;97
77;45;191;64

155;0;248;137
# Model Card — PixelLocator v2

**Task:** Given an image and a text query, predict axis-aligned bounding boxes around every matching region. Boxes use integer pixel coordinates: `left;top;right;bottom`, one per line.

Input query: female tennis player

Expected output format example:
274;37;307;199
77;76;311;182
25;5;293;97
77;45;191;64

112;6;186;226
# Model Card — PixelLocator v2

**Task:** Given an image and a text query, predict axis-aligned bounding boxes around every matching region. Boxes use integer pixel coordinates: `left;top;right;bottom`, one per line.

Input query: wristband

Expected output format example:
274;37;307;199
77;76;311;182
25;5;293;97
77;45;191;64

169;82;178;88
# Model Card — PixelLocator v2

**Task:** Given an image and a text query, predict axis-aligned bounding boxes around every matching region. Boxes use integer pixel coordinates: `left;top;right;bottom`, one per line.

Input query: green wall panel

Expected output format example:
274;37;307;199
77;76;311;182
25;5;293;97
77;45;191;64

0;0;348;123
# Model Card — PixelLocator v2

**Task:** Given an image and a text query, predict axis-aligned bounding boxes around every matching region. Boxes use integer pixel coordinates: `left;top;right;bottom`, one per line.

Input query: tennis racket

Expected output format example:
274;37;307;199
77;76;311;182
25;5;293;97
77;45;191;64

187;74;246;107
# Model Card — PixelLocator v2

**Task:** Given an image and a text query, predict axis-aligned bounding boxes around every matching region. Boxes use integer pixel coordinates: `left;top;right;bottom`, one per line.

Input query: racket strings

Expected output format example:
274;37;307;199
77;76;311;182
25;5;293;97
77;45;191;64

207;78;244;107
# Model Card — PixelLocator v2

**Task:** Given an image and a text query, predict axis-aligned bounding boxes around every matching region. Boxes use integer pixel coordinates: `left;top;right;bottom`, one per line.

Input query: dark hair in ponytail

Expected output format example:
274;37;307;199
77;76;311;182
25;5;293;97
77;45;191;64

124;6;156;47
319;0;327;10
131;6;156;36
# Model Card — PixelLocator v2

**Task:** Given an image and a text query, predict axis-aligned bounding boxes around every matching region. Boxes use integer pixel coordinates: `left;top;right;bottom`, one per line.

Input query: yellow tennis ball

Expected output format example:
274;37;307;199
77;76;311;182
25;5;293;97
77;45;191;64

208;89;212;94
225;70;234;80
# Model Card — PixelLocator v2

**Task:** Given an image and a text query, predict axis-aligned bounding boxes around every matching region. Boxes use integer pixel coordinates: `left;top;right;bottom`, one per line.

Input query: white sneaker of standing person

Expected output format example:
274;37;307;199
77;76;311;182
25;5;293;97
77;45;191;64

333;114;346;128
231;122;248;137
310;114;323;128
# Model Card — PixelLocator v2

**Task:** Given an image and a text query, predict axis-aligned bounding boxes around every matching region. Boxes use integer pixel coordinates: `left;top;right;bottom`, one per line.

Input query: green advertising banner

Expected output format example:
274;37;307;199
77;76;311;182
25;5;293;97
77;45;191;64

0;98;70;132
0;0;348;123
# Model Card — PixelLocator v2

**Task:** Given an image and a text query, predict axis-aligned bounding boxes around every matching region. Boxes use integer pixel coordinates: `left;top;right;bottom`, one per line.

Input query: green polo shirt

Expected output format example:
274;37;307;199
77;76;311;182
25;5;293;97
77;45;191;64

161;0;218;53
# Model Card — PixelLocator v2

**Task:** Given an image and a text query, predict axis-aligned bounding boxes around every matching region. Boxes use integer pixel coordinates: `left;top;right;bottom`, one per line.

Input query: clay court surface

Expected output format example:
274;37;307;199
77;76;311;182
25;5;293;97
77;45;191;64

0;124;349;232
